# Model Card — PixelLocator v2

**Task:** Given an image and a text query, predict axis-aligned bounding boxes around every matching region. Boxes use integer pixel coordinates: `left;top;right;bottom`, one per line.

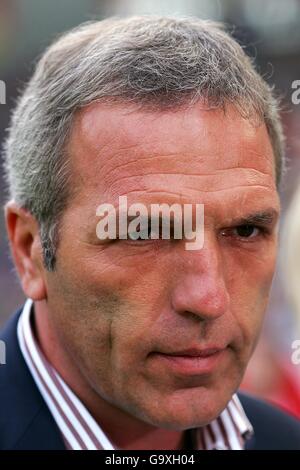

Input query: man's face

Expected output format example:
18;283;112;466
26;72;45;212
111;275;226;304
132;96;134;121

44;102;280;429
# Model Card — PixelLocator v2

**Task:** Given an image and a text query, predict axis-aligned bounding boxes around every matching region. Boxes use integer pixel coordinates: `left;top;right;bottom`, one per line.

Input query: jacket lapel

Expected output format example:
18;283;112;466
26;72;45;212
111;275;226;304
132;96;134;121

0;308;65;450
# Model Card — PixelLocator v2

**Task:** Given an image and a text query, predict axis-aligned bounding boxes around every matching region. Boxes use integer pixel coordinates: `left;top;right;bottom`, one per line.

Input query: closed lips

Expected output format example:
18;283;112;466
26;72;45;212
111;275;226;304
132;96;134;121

153;347;225;357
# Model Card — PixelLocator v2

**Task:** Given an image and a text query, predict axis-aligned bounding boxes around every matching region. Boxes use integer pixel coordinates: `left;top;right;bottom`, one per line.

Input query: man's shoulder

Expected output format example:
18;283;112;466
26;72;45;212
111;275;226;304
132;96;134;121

238;392;300;449
0;308;65;450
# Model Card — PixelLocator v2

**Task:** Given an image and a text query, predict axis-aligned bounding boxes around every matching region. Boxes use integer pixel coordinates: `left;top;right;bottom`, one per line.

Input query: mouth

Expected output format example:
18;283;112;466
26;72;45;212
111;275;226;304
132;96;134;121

149;347;227;376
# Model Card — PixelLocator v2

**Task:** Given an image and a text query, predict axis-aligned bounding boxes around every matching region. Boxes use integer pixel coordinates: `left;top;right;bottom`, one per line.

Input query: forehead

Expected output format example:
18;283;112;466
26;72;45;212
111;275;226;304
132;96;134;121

67;101;277;212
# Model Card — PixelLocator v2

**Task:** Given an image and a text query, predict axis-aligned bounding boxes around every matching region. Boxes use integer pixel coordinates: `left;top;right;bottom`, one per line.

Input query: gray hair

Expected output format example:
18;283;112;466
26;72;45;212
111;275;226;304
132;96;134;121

2;15;285;271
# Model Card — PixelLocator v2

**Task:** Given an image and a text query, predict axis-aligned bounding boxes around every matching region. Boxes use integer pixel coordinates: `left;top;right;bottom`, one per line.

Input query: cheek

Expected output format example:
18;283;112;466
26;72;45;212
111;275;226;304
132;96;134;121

228;252;276;355
46;254;166;391
64;242;169;305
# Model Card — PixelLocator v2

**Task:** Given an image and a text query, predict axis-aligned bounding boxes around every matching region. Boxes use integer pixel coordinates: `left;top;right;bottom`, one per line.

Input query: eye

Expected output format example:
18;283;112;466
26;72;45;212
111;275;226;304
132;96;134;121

234;224;260;238
220;224;267;241
128;224;153;240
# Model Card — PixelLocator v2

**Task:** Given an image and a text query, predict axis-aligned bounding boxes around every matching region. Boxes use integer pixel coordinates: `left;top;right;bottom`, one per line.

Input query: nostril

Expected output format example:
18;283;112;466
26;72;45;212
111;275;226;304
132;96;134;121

183;311;207;322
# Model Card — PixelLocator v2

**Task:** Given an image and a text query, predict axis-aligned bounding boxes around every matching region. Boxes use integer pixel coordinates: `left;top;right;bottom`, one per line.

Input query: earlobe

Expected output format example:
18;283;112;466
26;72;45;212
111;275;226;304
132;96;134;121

4;201;47;301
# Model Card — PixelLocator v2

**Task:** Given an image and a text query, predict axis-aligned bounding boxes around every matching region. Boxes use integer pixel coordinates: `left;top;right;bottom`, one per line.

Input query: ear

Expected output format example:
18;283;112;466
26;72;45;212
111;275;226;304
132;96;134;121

4;200;47;301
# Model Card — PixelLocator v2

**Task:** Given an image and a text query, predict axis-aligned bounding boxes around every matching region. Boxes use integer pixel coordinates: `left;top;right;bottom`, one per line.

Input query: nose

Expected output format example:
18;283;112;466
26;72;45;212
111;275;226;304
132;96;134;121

171;238;230;321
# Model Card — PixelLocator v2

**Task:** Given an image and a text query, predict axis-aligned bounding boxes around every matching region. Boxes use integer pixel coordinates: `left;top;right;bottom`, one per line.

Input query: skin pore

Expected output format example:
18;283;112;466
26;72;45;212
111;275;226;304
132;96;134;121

5;101;280;450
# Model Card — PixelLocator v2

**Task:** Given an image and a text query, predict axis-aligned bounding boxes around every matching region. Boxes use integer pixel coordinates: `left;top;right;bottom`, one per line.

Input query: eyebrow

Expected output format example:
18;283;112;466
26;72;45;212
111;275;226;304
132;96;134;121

230;209;279;227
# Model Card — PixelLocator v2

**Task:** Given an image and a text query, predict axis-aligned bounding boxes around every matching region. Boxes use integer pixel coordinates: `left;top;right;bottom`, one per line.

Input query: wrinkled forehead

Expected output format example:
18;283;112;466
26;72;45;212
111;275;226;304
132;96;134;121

66;101;277;208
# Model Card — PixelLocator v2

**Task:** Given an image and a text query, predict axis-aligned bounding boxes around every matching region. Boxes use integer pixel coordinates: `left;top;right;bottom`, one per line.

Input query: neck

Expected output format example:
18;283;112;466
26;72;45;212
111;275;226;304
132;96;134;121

33;301;185;450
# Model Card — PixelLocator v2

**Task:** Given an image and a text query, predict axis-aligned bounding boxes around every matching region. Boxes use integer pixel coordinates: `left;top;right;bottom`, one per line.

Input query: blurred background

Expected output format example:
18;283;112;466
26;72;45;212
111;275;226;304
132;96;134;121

1;0;300;417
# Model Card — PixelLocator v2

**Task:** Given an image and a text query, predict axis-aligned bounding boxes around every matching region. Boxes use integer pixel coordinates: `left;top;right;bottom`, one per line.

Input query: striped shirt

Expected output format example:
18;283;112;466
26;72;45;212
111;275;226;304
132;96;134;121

17;299;253;450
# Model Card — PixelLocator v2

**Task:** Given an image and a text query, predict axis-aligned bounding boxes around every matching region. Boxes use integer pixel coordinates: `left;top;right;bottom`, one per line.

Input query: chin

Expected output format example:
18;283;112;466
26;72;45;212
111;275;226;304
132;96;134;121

137;387;233;431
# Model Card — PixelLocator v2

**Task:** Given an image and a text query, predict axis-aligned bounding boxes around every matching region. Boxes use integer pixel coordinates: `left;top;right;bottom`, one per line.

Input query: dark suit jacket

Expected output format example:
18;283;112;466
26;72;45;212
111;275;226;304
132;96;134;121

1;308;300;450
